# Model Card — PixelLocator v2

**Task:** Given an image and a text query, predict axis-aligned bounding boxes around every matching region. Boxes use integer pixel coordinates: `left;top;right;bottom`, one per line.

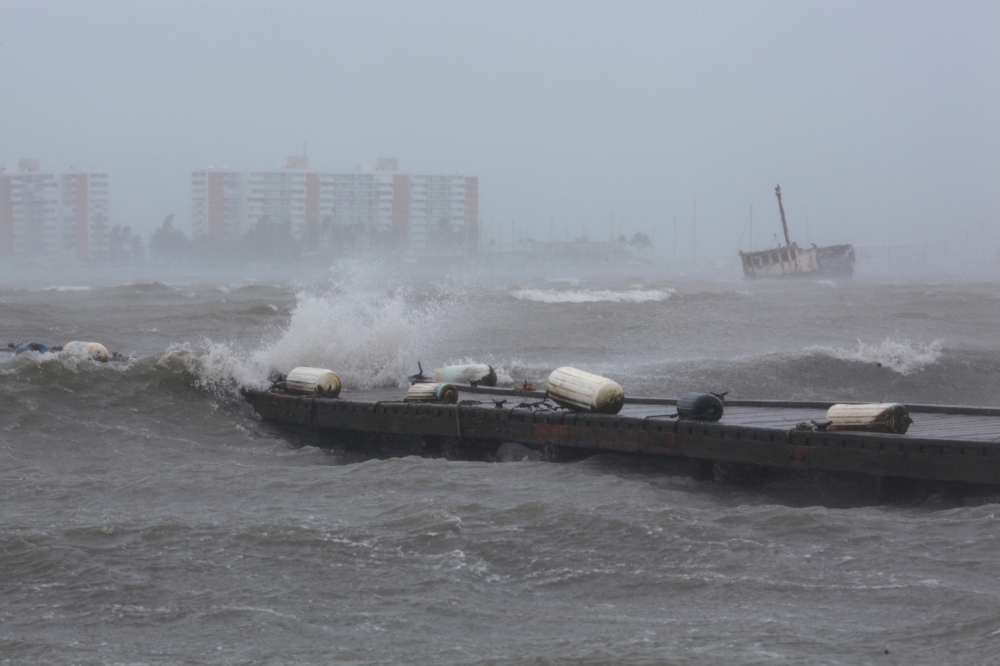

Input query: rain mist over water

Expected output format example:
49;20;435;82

3;261;1000;664
2;0;999;662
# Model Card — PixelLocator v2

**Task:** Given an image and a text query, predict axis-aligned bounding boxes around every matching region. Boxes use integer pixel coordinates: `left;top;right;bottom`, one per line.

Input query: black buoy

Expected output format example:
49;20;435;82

676;392;724;421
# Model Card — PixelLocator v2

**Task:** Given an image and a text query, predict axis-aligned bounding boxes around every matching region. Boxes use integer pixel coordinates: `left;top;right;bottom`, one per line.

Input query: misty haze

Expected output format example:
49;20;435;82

1;2;999;664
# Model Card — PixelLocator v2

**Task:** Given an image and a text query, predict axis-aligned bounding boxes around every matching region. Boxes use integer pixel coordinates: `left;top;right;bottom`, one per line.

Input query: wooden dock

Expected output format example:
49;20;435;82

246;386;1000;486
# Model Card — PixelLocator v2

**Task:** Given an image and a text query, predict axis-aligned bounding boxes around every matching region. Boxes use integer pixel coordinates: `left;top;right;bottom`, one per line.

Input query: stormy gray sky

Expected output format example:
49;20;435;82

1;0;997;262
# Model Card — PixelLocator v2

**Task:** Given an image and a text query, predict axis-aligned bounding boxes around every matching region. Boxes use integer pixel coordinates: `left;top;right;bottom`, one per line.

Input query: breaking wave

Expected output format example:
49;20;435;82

161;264;477;394
510;288;673;303
162;286;426;393
804;337;944;375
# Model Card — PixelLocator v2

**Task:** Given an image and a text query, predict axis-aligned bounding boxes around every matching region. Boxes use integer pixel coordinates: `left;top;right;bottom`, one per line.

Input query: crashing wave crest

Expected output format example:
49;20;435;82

161;285;423;393
510;288;673;303
38;285;92;292
805;337;943;375
160;263;488;394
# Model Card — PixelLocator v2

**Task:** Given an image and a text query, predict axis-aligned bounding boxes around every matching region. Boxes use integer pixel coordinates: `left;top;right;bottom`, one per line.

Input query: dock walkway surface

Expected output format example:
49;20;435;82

247;386;1000;487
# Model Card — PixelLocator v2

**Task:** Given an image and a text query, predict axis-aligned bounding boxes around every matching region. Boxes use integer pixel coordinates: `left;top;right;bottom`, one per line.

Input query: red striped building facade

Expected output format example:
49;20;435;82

192;157;478;254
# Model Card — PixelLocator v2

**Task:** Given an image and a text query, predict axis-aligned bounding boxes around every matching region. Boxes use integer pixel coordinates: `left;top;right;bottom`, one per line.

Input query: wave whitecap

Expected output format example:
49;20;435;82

510;288;673;303
805;337;944;375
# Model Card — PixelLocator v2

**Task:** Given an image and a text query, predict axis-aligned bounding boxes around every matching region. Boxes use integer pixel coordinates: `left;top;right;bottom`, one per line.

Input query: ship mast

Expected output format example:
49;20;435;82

775;184;791;247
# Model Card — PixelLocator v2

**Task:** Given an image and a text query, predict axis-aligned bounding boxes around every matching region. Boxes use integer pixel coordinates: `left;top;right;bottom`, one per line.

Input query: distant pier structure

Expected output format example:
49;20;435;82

854;242;949;267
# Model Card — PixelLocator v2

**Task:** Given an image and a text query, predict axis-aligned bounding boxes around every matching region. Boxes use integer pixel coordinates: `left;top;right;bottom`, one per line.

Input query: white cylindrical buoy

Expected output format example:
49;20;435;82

546;367;625;414
826;403;913;434
64;341;109;362
405;382;459;404
432;364;497;387
285;367;342;396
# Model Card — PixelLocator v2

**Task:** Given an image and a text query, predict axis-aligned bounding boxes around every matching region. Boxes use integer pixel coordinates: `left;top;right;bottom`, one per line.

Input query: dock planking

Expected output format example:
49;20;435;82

246;385;1000;486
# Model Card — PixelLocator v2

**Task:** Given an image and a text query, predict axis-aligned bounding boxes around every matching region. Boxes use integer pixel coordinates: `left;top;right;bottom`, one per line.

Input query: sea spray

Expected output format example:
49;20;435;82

254;289;417;388
166;272;481;393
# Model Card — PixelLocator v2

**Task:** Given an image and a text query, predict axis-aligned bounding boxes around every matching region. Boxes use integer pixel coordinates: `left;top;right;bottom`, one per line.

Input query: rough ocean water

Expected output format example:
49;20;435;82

3;261;1000;665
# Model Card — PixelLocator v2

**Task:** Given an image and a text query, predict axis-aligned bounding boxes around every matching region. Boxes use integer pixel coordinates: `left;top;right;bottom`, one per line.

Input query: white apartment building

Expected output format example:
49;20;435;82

191;157;478;254
0;159;110;261
410;174;478;253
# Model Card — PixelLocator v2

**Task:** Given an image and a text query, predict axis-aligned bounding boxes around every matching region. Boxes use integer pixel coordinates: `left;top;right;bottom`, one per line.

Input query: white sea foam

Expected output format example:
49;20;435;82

0;346;133;374
510;288;674;303
38;286;92;292
805;337;944;375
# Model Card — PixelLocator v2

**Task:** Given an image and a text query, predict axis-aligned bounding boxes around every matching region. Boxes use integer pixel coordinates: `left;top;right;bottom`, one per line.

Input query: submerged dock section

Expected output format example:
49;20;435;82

247;386;1000;487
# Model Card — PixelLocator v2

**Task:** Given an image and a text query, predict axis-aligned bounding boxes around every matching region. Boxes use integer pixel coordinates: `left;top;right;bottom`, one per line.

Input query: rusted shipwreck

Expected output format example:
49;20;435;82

739;185;855;278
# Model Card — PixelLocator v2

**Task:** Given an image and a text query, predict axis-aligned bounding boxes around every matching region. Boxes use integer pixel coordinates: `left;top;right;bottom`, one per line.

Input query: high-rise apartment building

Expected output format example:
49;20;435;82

191;158;478;254
191;169;242;241
410;174;478;253
0;159;109;261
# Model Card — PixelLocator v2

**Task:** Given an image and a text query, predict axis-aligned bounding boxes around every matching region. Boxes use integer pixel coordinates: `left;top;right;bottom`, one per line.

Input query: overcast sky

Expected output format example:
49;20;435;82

1;0;997;261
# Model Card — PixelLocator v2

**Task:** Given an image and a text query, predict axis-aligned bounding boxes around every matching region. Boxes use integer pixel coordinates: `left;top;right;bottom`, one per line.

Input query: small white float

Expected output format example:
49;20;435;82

63;341;109;362
432;364;497;387
405;382;459;404
826;403;912;434
285;367;342;396
545;367;625;415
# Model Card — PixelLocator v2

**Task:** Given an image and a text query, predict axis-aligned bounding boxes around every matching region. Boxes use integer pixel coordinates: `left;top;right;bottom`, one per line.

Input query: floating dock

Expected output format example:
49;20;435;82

246;386;1000;487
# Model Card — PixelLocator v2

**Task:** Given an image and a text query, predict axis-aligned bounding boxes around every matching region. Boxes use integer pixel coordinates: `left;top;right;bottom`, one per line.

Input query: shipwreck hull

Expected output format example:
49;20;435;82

740;244;854;279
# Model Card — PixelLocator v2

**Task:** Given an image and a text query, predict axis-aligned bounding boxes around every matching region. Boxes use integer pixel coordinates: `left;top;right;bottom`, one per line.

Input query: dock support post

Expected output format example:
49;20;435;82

696;459;715;481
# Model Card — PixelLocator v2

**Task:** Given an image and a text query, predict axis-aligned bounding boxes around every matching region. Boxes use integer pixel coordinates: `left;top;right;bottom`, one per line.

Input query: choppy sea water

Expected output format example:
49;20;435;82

3;262;1000;664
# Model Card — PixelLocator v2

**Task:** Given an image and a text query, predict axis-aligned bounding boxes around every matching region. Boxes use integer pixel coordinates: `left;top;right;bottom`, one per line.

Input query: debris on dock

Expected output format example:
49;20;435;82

405;382;459;404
